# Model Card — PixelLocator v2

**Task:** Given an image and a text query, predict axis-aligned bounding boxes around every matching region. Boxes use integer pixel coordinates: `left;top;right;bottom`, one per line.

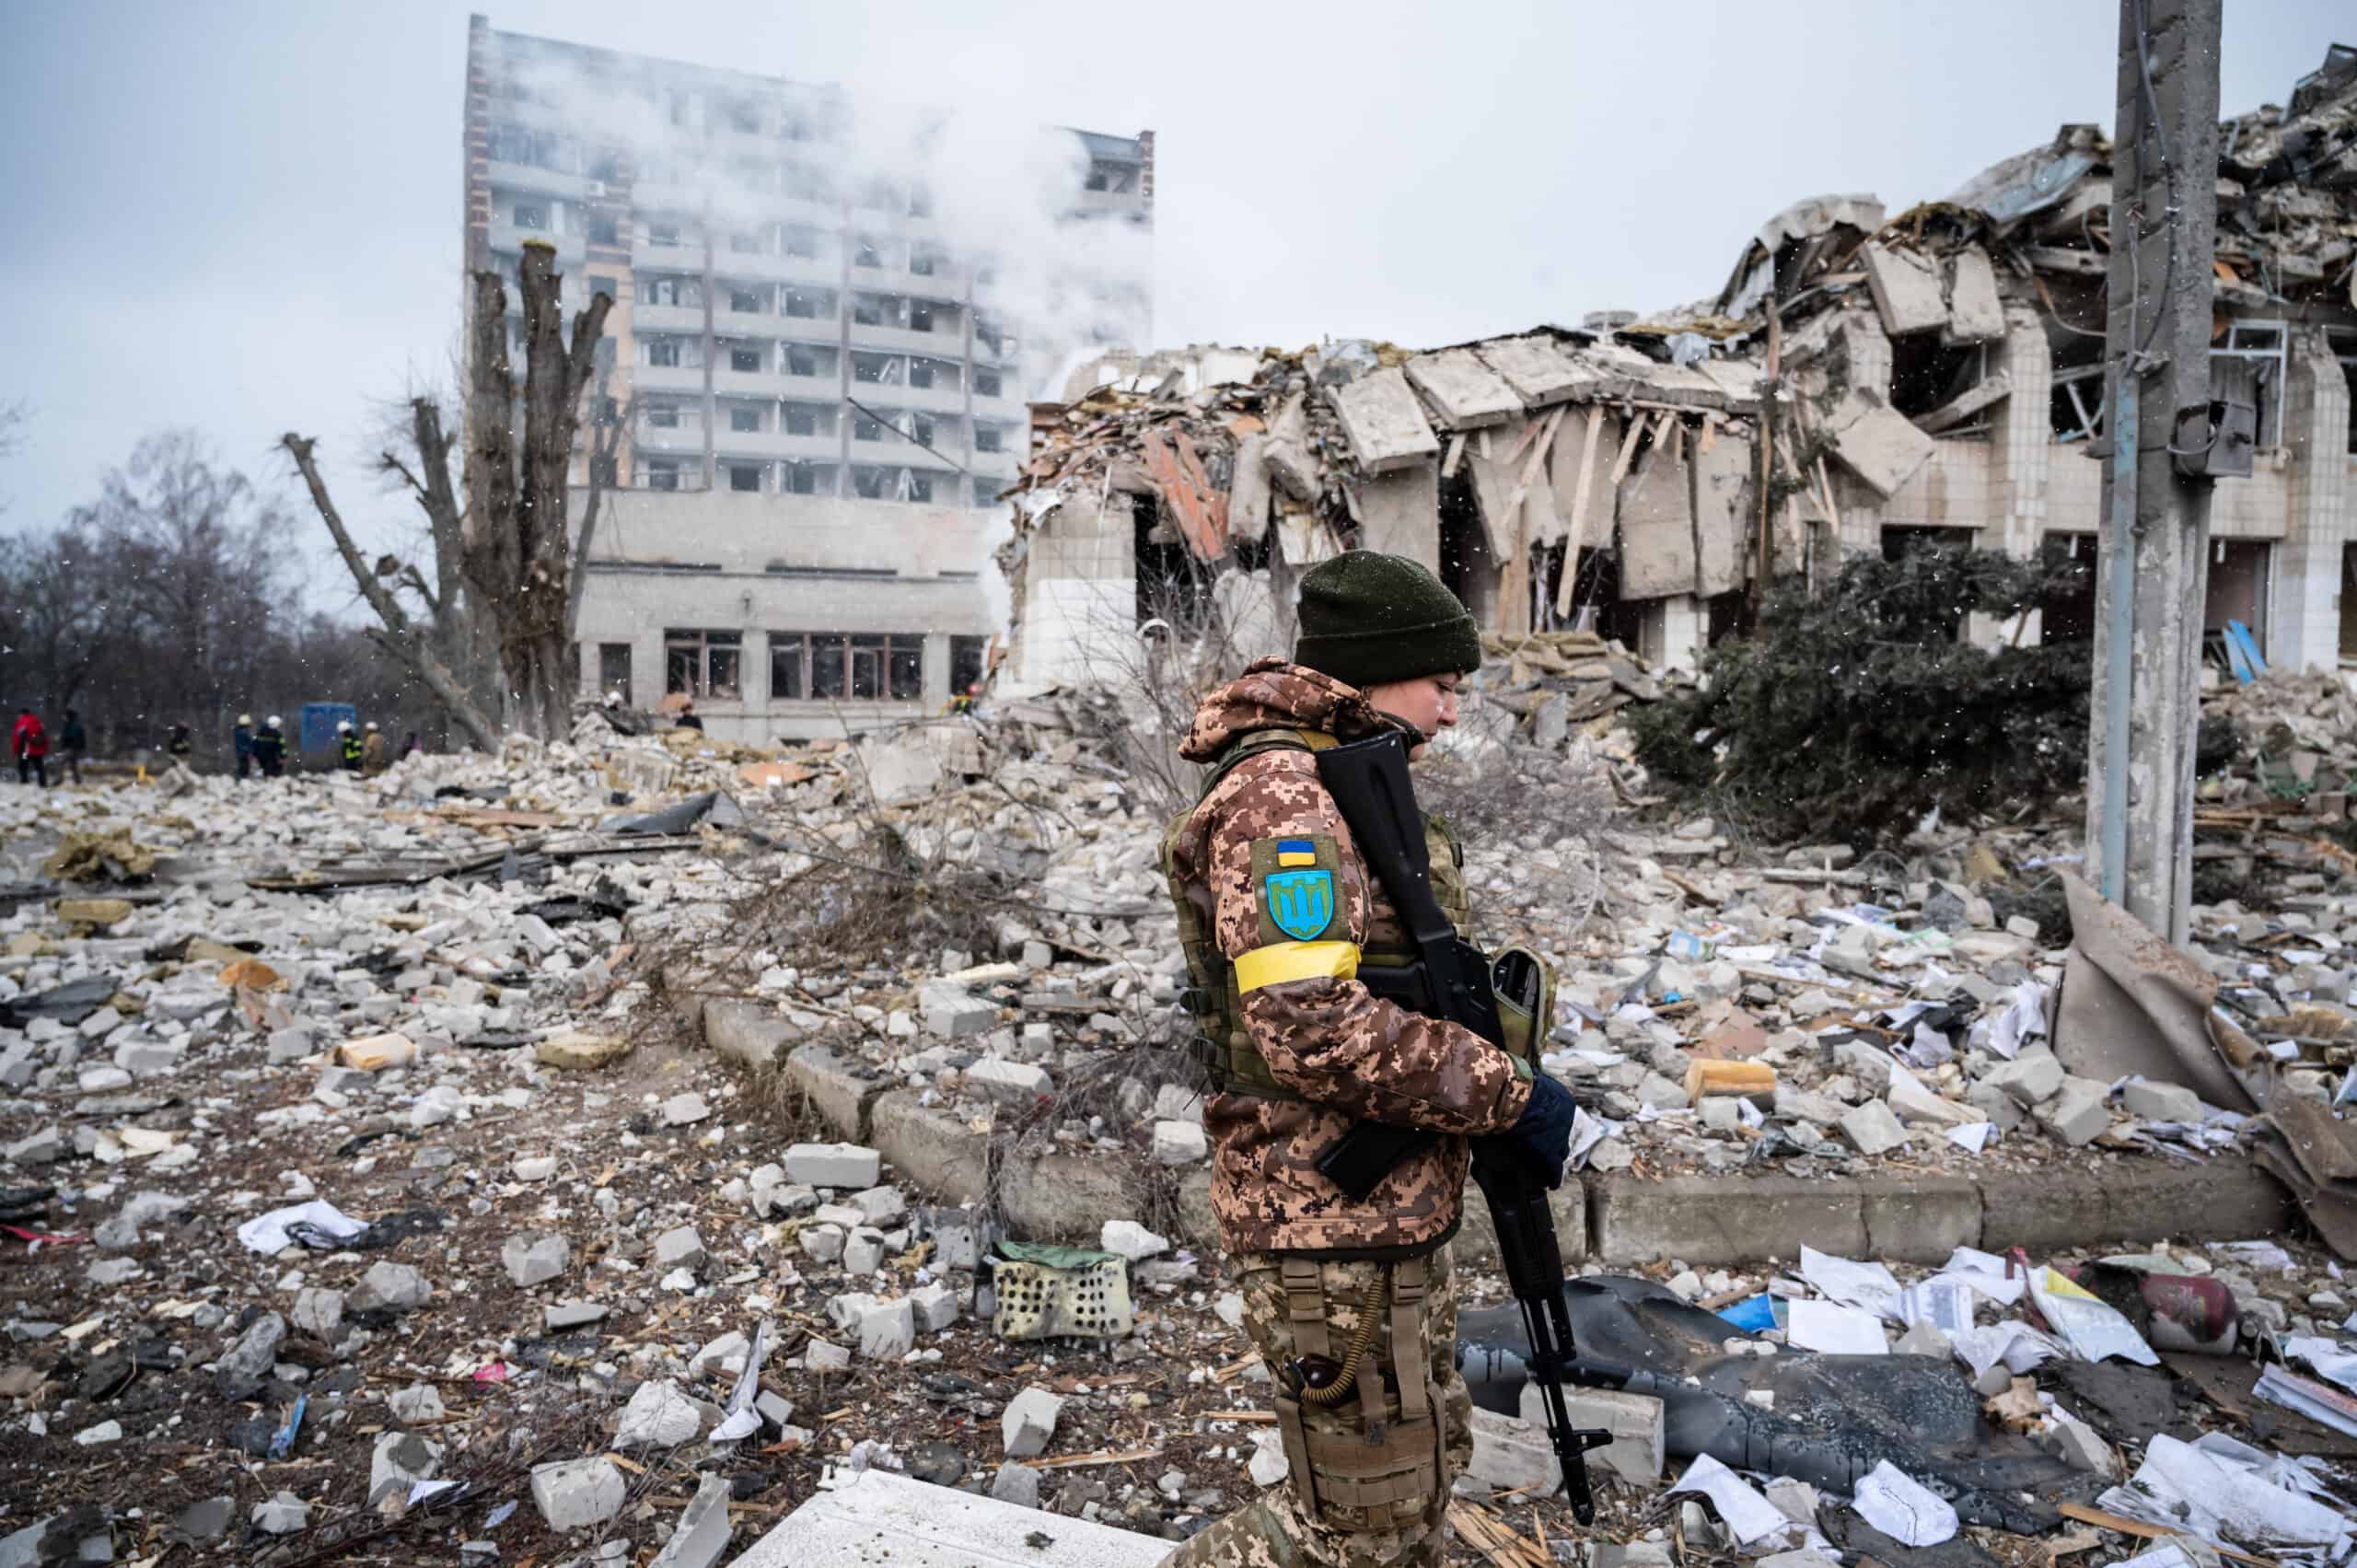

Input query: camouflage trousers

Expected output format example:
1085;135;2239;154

1167;1244;1469;1568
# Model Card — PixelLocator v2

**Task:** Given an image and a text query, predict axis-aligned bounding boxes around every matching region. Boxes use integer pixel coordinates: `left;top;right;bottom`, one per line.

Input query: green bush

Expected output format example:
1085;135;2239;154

1627;547;2091;844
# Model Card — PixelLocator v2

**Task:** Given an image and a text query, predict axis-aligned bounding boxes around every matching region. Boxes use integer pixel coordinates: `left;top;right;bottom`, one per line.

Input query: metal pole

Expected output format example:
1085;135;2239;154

2101;371;2136;903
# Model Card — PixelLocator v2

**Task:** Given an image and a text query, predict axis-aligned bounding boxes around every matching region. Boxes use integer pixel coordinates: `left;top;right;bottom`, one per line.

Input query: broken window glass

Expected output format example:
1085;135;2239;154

854;238;884;269
949;635;987;694
851;466;888;499
910;301;935;333
784;462;822;494
784;404;819;436
647;221;681;248
769;634;807;699
785;345;824;377
907;470;935;504
910;415;935;447
599;644;633;705
910;250;938;277
730;289;761;313
975;424;1004;454
730;346;762;374
973;368;1003;399
853;354;890;385
513;202;548;230
783;226;819;261
728;464;762;494
853;415;884;443
888;638;923;699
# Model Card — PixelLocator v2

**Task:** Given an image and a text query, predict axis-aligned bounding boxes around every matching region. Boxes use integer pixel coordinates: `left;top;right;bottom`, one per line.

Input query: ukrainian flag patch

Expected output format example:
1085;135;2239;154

1275;839;1317;867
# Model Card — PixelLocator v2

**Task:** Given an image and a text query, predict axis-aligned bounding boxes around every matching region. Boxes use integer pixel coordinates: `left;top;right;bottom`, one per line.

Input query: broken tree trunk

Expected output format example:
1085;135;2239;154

465;239;611;740
280;435;504;754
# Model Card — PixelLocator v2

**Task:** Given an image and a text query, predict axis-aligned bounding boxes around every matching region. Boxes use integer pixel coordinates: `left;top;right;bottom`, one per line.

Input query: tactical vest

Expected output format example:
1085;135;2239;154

1160;730;1472;1102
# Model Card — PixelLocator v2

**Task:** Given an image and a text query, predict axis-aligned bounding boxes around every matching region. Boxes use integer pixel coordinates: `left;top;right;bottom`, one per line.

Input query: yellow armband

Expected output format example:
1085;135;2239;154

1234;940;1361;993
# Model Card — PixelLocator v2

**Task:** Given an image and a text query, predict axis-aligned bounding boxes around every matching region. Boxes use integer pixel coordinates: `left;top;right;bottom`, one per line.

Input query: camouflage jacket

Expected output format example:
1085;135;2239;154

1167;659;1532;1256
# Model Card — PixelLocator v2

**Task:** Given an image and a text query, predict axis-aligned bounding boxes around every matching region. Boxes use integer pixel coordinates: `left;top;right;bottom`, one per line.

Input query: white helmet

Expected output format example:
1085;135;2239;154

267;715;282;728
604;691;623;707
337;720;353;734
366;722;378;732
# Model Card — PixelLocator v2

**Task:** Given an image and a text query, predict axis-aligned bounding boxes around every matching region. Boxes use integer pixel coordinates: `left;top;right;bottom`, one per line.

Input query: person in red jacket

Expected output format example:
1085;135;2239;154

12;708;48;788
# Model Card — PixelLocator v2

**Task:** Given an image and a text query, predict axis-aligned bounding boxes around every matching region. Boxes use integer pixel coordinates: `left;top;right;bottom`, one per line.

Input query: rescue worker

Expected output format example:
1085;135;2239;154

674;700;704;733
336;720;363;772
166;722;193;762
58;710;87;784
252;715;286;779
11;708;48;788
1161;553;1576;1568
234;714;255;780
947;682;981;716
361;721;389;775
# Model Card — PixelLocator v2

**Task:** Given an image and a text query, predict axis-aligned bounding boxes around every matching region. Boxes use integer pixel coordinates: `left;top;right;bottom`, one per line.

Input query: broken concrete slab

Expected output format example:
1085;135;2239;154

1002;1386;1063;1458
1521;1383;1666;1483
650;1473;734;1568
530;1456;626;1530
1472;335;1586;407
1404;347;1523;430
732;1468;1168;1568
1862;243;1948;336
1353;459;1442;575
1328;366;1440;474
1944;247;2006;343
1819;389;1937;499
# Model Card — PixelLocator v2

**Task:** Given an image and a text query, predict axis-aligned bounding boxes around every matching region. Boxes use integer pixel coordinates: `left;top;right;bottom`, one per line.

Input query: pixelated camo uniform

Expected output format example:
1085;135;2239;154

1162;661;1530;1567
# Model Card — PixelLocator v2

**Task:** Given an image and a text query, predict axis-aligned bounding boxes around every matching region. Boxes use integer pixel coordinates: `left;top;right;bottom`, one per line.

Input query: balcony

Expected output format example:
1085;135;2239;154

868;381;968;417
633;302;705;335
488;224;582;266
486;161;586;203
633;364;706;397
710;250;842;290
712;429;842;464
633;241;706;273
633;423;706;458
847;322;962;358
714;305;784;340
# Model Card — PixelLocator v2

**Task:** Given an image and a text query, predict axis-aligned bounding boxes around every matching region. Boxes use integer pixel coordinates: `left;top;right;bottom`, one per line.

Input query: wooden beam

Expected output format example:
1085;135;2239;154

1552;405;1608;619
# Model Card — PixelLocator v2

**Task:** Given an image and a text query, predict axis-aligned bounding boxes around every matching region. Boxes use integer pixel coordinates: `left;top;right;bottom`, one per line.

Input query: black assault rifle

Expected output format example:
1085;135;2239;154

1308;727;1611;1523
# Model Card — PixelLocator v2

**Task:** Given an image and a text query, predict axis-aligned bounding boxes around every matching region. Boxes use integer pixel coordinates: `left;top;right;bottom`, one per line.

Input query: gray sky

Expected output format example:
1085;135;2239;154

0;0;2341;609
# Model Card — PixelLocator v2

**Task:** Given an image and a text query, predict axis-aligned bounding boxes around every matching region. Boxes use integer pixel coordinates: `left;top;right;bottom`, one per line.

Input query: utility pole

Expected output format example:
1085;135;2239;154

2084;0;2221;945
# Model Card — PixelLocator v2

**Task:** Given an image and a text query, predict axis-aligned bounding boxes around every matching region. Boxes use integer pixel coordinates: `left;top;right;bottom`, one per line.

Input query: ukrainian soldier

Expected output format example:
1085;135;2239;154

1162;553;1577;1567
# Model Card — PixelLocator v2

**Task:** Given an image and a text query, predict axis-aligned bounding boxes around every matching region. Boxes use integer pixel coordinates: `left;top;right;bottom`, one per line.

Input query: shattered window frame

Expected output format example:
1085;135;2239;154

666;629;743;701
972;367;1003;399
783;461;823;495
727;462;764;494
598;643;632;706
974;424;1004;454
512;201;549;231
728;343;763;375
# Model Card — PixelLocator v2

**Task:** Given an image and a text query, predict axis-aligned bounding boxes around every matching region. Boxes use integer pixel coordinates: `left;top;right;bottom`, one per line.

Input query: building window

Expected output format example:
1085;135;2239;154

854;415;885;443
851;465;889;499
730;405;761;433
588;273;621;303
646;339;681;368
975;424;1004;454
784;462;821;494
852;294;893;327
587;213;621;246
729;231;762;255
730;287;762;313
665;629;742;700
783;226;819;261
646;221;681;248
907;470;935;504
644;458;682;492
784;287;833;319
727;463;764;493
910;250;938;277
513;202;548;231
786;344;828;377
909;414;935;447
973;368;1003;398
949;635;987;695
854;238;884;269
784;404;820;436
727;100;761;134
772;633;923;702
645;402;680;427
598;644;633;705
730;345;762;373
909;359;937;390
909;300;936;333
1085;159;1137;192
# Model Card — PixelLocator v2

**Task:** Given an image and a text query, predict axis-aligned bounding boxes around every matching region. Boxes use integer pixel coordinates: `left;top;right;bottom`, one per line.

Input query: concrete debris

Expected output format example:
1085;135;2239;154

1001;1386;1063;1458
616;1378;703;1449
531;1455;627;1530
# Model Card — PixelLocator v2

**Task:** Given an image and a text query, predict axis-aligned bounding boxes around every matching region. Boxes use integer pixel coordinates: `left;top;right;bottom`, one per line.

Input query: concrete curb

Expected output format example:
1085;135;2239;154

693;997;2290;1268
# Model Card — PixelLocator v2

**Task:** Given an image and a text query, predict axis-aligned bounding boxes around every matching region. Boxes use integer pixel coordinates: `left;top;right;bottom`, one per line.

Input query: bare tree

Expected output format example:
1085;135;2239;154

285;239;611;745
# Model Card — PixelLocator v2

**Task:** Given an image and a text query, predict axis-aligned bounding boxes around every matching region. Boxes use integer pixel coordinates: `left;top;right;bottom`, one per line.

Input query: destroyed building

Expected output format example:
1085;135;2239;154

999;44;2357;690
460;15;1155;738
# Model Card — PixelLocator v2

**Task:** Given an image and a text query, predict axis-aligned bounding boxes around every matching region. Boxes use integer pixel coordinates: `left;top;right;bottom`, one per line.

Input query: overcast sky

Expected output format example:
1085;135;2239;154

0;0;2341;610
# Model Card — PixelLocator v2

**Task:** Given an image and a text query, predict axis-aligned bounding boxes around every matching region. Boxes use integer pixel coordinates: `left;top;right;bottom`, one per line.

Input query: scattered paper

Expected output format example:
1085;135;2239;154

1950;1321;2064;1378
1799;1247;1902;1319
1566;1107;1611;1171
1986;981;2049;1062
1667;1454;1794;1547
2218;1240;2295;1273
1786;1299;1887;1356
2285;1335;2357;1395
1895;1279;1975;1335
1936;1248;2028;1307
2096;1432;2352;1561
1901;1021;1955;1069
2029;1267;2157;1366
1852;1459;1958;1547
1945;1122;1994;1154
2255;1363;2357;1439
236;1200;366;1254
407;1479;458;1505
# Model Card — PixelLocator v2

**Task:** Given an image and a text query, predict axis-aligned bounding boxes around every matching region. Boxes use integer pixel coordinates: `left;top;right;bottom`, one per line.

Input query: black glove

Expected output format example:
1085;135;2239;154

1507;1071;1578;1189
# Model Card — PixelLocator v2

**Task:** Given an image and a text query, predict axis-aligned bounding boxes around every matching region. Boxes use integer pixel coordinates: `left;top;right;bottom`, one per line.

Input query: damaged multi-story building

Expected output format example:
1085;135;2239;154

460;15;1153;738
1000;45;2355;691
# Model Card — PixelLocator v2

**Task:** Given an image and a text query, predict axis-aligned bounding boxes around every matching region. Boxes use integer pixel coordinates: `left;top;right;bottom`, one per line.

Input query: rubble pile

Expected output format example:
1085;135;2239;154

0;692;2354;1564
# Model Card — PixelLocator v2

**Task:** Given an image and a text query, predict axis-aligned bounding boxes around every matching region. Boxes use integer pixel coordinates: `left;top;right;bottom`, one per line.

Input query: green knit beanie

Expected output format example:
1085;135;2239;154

1293;552;1483;691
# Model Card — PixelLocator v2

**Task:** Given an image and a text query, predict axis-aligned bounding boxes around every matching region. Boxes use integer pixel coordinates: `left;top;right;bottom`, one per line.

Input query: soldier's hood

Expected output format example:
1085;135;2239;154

1179;659;1391;761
